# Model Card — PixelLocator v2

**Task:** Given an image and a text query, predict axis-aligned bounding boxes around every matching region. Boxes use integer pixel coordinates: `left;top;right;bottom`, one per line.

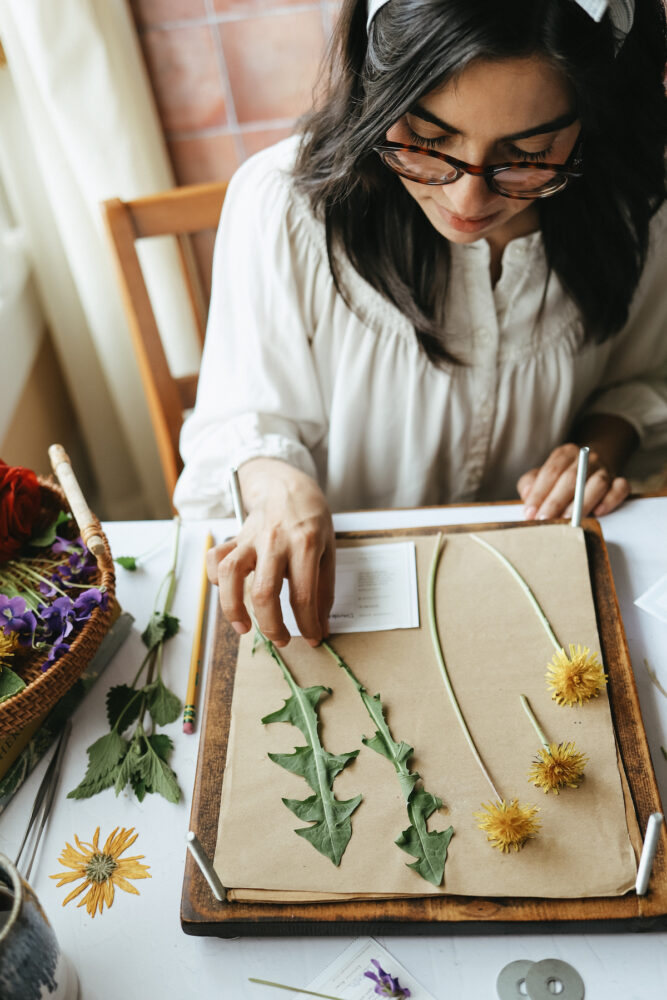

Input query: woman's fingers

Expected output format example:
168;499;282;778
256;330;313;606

288;536;326;646
206;539;236;584
519;444;580;518
317;540;335;639
592;476;631;516
249;551;290;646
217;543;256;635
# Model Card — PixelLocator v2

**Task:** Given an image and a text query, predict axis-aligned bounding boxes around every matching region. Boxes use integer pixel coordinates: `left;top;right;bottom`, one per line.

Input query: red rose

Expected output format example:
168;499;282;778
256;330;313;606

0;460;43;563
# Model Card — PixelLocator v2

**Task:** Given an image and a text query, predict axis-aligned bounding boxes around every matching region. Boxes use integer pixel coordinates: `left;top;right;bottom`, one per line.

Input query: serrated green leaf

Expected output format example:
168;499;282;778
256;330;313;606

106;684;142;731
0;665;26;704
260;635;361;866
115;556;138;571
146;677;180;726
67;730;128;799
147;732;174;761
135;731;180;803
395;788;454;886
323;640;453;886
141;611;180;651
130;771;147;802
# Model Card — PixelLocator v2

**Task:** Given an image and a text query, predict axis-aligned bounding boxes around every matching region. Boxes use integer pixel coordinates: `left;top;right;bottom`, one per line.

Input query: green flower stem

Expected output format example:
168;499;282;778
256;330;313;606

520;694;550;751
428;533;502;802
469;533;561;652
248;979;345;1000
322;639;414;798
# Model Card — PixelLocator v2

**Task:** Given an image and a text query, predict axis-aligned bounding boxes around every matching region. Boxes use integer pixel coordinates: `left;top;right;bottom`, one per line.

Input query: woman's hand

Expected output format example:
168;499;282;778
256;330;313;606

207;458;334;647
517;414;638;520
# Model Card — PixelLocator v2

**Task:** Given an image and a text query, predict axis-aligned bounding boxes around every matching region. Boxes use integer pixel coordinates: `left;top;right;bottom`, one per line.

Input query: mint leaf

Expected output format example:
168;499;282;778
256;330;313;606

67;730;128;799
0;665;26;704
146;678;180;726
135;732;180;803
261;636;361;866
115;556;138;571
141;612;180;651
147;732;174;761
106;684;142;731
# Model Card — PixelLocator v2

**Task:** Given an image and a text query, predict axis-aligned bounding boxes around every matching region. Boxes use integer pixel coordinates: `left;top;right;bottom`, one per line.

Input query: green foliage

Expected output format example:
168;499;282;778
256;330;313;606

261;640;362;866
115;556;138;571
141;612;180;651
68;519;183;804
0;664;26;704
146;677;181;726
323;640;453;887
29;511;71;548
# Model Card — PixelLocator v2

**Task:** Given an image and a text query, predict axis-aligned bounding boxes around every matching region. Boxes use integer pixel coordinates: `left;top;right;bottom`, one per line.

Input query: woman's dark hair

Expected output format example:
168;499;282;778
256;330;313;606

293;0;667;365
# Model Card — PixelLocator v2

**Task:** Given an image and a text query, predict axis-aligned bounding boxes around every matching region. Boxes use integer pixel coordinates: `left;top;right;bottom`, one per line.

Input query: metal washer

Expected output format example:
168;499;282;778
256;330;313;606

525;958;585;1000
496;959;535;1000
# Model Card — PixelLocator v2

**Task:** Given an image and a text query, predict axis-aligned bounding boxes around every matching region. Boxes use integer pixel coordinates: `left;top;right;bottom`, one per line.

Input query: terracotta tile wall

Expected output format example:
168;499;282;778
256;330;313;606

130;0;340;182
130;0;339;295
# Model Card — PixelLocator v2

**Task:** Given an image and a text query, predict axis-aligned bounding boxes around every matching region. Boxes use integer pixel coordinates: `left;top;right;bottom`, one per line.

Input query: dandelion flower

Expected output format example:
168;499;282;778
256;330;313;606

529;742;588;794
474;799;540;852
547;644;606;706
50;826;150;917
0;629;18;663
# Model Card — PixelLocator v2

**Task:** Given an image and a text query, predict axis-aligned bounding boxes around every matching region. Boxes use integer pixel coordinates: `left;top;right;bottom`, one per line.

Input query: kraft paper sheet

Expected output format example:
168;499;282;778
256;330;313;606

214;525;639;902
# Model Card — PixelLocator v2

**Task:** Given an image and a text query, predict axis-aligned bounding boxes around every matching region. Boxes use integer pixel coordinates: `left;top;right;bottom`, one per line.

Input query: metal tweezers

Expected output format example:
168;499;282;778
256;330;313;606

14;719;72;881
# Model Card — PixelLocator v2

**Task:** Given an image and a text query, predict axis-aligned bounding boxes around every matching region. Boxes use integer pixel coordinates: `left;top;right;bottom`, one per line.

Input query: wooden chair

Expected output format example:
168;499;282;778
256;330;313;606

102;182;227;501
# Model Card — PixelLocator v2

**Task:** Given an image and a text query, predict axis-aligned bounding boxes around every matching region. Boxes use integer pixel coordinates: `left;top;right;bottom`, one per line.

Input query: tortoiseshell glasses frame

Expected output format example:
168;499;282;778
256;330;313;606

373;138;583;199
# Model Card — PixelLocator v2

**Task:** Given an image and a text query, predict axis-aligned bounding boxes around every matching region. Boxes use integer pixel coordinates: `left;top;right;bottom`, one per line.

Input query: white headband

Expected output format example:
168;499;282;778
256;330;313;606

366;0;635;46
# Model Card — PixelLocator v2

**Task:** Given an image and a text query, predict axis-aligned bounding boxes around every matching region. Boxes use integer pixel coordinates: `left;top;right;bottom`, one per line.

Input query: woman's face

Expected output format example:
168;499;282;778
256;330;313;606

386;57;580;250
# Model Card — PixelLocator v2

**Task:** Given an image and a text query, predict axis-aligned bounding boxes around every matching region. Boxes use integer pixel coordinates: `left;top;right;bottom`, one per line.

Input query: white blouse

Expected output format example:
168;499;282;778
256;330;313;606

174;137;667;518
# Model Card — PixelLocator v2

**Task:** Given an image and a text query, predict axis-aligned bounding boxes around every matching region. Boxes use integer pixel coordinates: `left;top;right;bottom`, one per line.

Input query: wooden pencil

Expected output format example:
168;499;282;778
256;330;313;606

183;532;214;734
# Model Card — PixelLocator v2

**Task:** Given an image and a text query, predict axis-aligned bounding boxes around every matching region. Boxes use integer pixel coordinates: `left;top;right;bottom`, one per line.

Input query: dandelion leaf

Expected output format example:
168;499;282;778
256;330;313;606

360;689;419;800
261;658;361;867
396;789;454;887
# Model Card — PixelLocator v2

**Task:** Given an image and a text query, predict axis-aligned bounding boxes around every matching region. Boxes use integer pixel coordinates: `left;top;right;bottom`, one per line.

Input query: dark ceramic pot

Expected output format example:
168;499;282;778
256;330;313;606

0;854;78;1000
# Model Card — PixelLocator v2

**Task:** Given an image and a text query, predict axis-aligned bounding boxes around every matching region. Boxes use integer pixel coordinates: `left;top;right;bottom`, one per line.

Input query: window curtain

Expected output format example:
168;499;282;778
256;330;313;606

0;0;202;518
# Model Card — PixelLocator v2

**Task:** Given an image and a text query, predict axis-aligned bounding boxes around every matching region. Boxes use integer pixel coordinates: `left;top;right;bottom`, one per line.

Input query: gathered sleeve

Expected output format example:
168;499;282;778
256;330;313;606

173;143;328;518
579;204;667;459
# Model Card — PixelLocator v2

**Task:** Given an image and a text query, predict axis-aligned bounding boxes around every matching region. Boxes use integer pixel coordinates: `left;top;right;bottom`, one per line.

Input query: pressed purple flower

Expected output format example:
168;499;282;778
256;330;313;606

38;578;59;598
73;588;107;622
38;596;75;643
0;594;38;645
44;640;70;665
364;959;411;999
51;534;77;555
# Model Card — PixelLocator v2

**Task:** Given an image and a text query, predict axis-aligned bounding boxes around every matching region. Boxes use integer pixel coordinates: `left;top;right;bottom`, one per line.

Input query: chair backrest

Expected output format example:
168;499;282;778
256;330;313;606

102;182;227;502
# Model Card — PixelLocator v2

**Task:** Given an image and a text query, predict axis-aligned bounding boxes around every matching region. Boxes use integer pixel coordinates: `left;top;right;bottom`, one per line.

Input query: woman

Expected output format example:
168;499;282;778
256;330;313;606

174;0;667;647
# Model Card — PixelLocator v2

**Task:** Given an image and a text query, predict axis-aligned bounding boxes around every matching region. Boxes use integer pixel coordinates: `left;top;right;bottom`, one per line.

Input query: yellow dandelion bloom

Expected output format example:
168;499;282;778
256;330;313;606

474;798;540;852
528;742;588;794
546;643;606;706
50;826;150;917
0;630;18;664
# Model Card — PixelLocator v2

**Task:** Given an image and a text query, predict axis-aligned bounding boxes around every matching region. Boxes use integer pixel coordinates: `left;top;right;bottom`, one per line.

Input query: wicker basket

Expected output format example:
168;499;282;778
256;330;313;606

0;451;116;736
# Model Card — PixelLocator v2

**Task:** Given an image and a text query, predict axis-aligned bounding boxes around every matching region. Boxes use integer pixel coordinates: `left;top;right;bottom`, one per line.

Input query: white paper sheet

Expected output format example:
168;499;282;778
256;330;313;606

288;937;437;1000
280;542;420;635
635;572;667;625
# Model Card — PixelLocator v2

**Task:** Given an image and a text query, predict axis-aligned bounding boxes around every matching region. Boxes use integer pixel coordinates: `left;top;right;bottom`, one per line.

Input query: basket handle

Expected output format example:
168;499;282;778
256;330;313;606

48;444;107;565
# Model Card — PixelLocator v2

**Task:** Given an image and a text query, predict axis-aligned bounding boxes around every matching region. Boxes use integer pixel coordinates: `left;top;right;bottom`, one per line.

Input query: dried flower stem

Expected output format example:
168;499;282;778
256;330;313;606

469;533;561;652
428;533;502;801
520;694;550;750
248;979;345;1000
644;658;667;699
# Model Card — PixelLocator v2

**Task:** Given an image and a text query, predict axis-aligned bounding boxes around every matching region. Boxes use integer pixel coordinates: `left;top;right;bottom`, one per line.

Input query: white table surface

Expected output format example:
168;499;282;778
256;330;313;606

1;500;666;1000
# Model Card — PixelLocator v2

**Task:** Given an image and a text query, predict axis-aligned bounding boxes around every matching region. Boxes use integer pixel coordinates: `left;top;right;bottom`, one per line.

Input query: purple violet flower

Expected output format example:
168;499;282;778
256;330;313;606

44;641;71;665
72;588;107;622
38;596;75;644
364;959;411;999
0;594;38;646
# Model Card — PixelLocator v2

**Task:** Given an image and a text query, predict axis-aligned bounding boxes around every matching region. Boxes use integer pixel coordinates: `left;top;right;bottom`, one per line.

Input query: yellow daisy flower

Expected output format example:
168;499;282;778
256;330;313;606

474;799;540;852
528;741;588;794
50;826;150;917
546;643;607;706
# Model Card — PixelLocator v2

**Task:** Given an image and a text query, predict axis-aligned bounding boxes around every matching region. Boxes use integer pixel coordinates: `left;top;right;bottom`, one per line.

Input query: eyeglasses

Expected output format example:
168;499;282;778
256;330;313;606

373;139;583;199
